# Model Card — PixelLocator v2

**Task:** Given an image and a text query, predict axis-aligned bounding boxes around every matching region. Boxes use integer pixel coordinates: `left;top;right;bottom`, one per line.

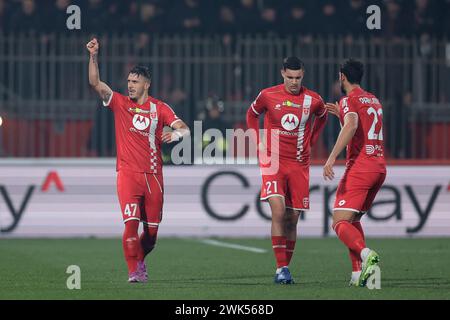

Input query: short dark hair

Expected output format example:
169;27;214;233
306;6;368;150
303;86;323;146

283;56;304;71
129;65;151;81
340;58;364;84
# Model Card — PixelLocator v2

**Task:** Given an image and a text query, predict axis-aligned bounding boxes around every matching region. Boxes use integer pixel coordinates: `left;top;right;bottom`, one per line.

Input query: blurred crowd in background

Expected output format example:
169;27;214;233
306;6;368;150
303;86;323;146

0;0;449;160
0;0;449;39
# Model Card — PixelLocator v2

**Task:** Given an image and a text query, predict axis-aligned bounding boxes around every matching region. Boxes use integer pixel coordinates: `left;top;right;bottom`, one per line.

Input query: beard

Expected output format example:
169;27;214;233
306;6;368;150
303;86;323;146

129;91;139;101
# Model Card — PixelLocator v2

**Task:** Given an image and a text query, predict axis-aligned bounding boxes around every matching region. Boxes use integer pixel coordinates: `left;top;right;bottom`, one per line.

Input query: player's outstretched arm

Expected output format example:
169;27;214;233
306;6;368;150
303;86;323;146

86;38;113;104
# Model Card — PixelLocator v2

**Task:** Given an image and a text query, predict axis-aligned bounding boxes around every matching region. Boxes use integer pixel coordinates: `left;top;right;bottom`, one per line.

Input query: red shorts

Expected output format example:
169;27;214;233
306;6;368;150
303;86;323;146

260;158;310;210
333;170;386;213
116;170;164;226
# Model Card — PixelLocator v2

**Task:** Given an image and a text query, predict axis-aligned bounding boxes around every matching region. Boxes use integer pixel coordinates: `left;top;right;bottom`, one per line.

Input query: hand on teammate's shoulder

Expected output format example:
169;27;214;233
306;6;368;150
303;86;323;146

325;102;340;117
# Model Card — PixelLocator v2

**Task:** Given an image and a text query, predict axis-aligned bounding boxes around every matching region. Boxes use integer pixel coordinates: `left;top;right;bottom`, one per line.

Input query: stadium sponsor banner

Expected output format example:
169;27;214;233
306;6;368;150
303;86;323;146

0;160;449;237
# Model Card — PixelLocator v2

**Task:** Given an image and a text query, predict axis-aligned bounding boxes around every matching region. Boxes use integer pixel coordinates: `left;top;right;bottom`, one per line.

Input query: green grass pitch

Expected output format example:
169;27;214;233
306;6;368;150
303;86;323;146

0;238;449;299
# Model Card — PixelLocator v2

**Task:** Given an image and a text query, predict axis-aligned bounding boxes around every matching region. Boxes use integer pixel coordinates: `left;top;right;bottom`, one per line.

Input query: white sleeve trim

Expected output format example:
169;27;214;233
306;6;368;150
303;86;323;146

170;119;182;128
251;105;260;115
102;92;114;107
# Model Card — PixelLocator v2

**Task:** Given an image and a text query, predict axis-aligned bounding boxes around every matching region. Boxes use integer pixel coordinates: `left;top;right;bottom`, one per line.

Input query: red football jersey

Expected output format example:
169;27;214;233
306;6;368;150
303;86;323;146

250;85;326;163
104;92;180;174
339;87;386;173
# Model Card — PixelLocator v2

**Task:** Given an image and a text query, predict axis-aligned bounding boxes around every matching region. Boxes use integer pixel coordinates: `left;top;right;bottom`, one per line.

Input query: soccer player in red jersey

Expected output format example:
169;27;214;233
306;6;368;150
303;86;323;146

324;59;386;287
247;57;328;284
86;38;190;283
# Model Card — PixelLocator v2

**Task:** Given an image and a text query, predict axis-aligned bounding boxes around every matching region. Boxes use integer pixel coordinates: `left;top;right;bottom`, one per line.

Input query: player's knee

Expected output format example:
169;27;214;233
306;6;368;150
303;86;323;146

285;214;299;230
285;221;297;233
273;210;286;222
331;217;352;231
123;220;139;234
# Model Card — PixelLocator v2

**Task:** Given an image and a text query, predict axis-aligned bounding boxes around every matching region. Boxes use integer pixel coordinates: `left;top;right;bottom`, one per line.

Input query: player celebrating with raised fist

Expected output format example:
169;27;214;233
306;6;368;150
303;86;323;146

324;59;386;287
86;38;190;283
247;57;328;284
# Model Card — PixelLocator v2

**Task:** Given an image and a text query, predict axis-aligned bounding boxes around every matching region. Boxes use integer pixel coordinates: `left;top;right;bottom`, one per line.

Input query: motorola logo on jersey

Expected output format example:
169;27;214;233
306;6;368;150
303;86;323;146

132;114;150;130
281;114;299;131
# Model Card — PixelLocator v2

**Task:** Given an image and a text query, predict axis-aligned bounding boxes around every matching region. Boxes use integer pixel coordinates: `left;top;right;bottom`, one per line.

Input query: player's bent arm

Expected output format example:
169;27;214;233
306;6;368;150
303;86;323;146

88;52;113;104
247;106;269;153
91;81;113;105
246;106;259;136
328;112;358;160
311;111;328;147
171;120;190;141
323;112;357;180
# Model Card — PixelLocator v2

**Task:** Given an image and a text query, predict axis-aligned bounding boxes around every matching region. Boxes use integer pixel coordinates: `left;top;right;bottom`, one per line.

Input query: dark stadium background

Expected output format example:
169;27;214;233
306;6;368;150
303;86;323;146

0;0;449;301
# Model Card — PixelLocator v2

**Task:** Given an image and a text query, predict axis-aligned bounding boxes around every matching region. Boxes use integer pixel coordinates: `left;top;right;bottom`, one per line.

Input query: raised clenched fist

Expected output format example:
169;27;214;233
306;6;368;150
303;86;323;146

86;38;99;55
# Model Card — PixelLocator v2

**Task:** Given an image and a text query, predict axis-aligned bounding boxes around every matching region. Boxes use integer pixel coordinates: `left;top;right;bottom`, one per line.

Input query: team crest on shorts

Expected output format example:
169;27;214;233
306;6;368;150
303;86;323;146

339;200;346;206
303;197;309;208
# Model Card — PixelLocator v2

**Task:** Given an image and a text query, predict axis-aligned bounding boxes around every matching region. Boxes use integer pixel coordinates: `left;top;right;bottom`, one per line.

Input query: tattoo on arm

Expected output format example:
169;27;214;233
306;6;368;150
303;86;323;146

91;54;98;64
102;90;111;103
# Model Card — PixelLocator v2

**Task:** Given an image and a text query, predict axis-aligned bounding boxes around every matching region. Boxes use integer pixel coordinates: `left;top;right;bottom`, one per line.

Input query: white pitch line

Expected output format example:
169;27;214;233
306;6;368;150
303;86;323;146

199;239;267;253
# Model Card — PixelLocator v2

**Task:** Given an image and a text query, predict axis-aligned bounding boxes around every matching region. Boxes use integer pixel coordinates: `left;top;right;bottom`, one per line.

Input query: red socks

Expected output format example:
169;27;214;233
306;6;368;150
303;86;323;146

140;225;158;260
272;237;296;268
352;221;365;241
123;221;159;274
286;240;296;265
272;236;287;268
348;221;365;271
349;249;362;271
333;220;365;256
122;220;141;274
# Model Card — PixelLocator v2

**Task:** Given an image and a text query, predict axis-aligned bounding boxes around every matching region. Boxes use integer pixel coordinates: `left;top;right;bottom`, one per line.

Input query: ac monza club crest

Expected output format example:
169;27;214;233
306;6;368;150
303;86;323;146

150;112;157;120
303;106;310;116
303;197;309;208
